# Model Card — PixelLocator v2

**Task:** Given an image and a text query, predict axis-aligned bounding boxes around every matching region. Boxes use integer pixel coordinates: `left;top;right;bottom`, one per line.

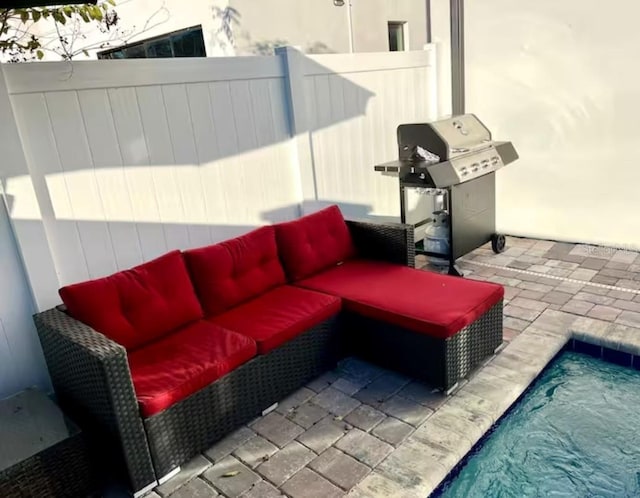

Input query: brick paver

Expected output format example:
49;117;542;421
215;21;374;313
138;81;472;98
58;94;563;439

309;448;370;491
167;478;218;498
353;372;410;407
156;455;211;496
378;395;433;427
334;429;393;467
280;468;343;498
250;412;305;448
312;387;361;417
255;441;315;487
504;304;542;322
276;387;315;414
240;480;283;498
561;299;595;315
203;456;260;497
233;436;279;469
286;402;329;429
297;416;347;453
587;305;623;322
343;404;386;432
371;417;414;446
204;427;255;464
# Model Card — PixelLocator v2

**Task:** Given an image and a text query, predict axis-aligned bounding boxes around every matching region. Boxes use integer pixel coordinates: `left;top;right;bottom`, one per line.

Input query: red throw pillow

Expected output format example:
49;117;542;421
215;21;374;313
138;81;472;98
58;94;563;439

275;205;356;281
59;251;203;350
184;226;286;315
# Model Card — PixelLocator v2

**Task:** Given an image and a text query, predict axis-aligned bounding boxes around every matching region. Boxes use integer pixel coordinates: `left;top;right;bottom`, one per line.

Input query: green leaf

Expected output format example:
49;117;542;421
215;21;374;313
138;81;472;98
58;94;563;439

221;471;240;478
82;49;89;57
32;10;41;22
52;10;66;25
36;50;44;60
92;5;104;20
63;6;73;17
41;9;50;19
19;10;29;24
79;10;89;22
107;0;116;5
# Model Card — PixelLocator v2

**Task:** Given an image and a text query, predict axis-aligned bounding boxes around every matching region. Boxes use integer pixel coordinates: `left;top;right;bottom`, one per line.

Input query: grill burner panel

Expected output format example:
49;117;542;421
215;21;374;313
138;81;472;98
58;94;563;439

375;115;518;188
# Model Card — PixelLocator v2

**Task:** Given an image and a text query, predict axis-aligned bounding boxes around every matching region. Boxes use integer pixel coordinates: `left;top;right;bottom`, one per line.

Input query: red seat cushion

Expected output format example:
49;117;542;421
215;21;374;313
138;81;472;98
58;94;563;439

184;226;286;315
297;260;504;339
275;205;356;281
59;251;203;351
209;285;341;354
128;320;257;417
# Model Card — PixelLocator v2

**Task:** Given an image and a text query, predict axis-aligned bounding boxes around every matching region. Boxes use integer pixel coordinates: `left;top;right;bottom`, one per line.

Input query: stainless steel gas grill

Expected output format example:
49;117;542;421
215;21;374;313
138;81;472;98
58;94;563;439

375;114;518;276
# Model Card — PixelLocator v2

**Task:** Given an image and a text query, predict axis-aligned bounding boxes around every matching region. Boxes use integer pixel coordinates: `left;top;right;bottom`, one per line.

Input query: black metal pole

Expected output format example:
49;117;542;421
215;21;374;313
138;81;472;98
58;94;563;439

450;0;465;115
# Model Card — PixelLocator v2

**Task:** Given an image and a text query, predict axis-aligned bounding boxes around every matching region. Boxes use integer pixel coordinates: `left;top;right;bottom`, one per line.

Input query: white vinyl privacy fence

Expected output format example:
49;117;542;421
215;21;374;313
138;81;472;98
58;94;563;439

0;47;438;396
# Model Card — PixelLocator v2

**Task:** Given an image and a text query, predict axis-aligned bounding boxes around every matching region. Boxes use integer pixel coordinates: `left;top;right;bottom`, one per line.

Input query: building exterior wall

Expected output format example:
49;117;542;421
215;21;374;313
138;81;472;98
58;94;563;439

13;0;428;61
231;0;428;54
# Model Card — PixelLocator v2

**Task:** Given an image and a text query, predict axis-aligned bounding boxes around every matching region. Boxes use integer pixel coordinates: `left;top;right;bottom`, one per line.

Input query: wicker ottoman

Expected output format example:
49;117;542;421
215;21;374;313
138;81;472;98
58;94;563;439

296;259;505;391
0;389;95;498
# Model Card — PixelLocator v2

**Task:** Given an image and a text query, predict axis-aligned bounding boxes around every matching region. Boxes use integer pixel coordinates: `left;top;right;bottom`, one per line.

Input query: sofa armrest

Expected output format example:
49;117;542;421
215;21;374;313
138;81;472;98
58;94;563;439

34;308;156;492
346;219;415;268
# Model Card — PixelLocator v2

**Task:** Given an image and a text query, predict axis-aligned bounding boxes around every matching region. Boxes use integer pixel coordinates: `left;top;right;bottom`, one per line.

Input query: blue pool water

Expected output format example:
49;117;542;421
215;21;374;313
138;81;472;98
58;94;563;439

437;352;640;497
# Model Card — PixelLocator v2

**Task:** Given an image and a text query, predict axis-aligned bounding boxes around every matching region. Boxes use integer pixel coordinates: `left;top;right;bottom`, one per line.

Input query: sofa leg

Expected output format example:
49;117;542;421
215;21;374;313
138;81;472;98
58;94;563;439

262;402;278;416
157;466;181;486
445;382;460;396
134;480;159;498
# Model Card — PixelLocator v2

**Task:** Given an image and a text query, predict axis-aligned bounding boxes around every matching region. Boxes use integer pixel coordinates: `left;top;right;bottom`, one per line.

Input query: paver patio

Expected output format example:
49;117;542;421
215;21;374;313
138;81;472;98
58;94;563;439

143;236;640;498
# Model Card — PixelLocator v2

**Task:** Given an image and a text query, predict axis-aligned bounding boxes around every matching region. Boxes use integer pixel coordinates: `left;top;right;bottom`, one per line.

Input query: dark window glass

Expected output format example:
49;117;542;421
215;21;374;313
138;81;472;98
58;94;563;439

98;26;205;60
388;22;406;52
146;38;173;58
124;44;146;59
172;29;206;57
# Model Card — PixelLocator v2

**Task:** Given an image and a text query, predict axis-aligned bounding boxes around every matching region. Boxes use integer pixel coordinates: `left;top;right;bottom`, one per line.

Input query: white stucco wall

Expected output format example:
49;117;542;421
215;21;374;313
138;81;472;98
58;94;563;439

229;0;349;54
350;0;428;54
465;0;640;248
230;0;428;55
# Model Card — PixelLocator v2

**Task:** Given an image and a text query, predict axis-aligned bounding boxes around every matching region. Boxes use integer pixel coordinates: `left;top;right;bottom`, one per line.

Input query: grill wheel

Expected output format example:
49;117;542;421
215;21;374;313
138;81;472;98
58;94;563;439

491;233;506;254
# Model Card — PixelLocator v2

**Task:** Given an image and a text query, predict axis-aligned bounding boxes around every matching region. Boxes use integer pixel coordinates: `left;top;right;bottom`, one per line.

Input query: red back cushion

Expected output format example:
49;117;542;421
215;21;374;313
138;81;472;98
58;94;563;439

275;205;356;281
59;251;203;351
184;226;286;315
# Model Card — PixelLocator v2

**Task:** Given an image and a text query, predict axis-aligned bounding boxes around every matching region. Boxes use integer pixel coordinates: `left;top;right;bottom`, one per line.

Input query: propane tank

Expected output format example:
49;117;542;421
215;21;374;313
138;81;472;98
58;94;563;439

424;210;450;266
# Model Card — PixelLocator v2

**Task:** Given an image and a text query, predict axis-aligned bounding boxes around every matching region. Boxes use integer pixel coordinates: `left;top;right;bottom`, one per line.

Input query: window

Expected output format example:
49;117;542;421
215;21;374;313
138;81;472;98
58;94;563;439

98;25;206;60
388;22;407;52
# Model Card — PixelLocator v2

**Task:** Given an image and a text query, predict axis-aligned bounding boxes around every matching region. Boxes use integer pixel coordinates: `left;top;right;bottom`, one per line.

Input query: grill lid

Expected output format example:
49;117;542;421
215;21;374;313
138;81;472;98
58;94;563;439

375;114;518;188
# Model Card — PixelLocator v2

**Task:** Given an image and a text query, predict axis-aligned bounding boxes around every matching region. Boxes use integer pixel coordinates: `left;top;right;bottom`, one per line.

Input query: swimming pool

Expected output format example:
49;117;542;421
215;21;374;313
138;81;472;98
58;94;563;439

436;351;640;497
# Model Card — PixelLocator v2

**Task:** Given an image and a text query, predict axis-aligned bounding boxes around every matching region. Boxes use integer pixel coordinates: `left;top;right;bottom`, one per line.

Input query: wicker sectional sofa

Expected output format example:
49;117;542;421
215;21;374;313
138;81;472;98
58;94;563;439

34;205;504;495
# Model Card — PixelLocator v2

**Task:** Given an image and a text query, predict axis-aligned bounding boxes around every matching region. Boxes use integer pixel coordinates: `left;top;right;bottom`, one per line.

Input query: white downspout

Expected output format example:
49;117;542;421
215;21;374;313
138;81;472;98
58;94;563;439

347;0;354;53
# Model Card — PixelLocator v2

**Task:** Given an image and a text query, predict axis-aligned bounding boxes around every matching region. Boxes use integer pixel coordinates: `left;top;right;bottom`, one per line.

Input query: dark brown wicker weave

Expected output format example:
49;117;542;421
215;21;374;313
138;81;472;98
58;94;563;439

343;301;503;391
0;431;93;498
35;308;156;493
347;219;416;268
33;219;500;494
